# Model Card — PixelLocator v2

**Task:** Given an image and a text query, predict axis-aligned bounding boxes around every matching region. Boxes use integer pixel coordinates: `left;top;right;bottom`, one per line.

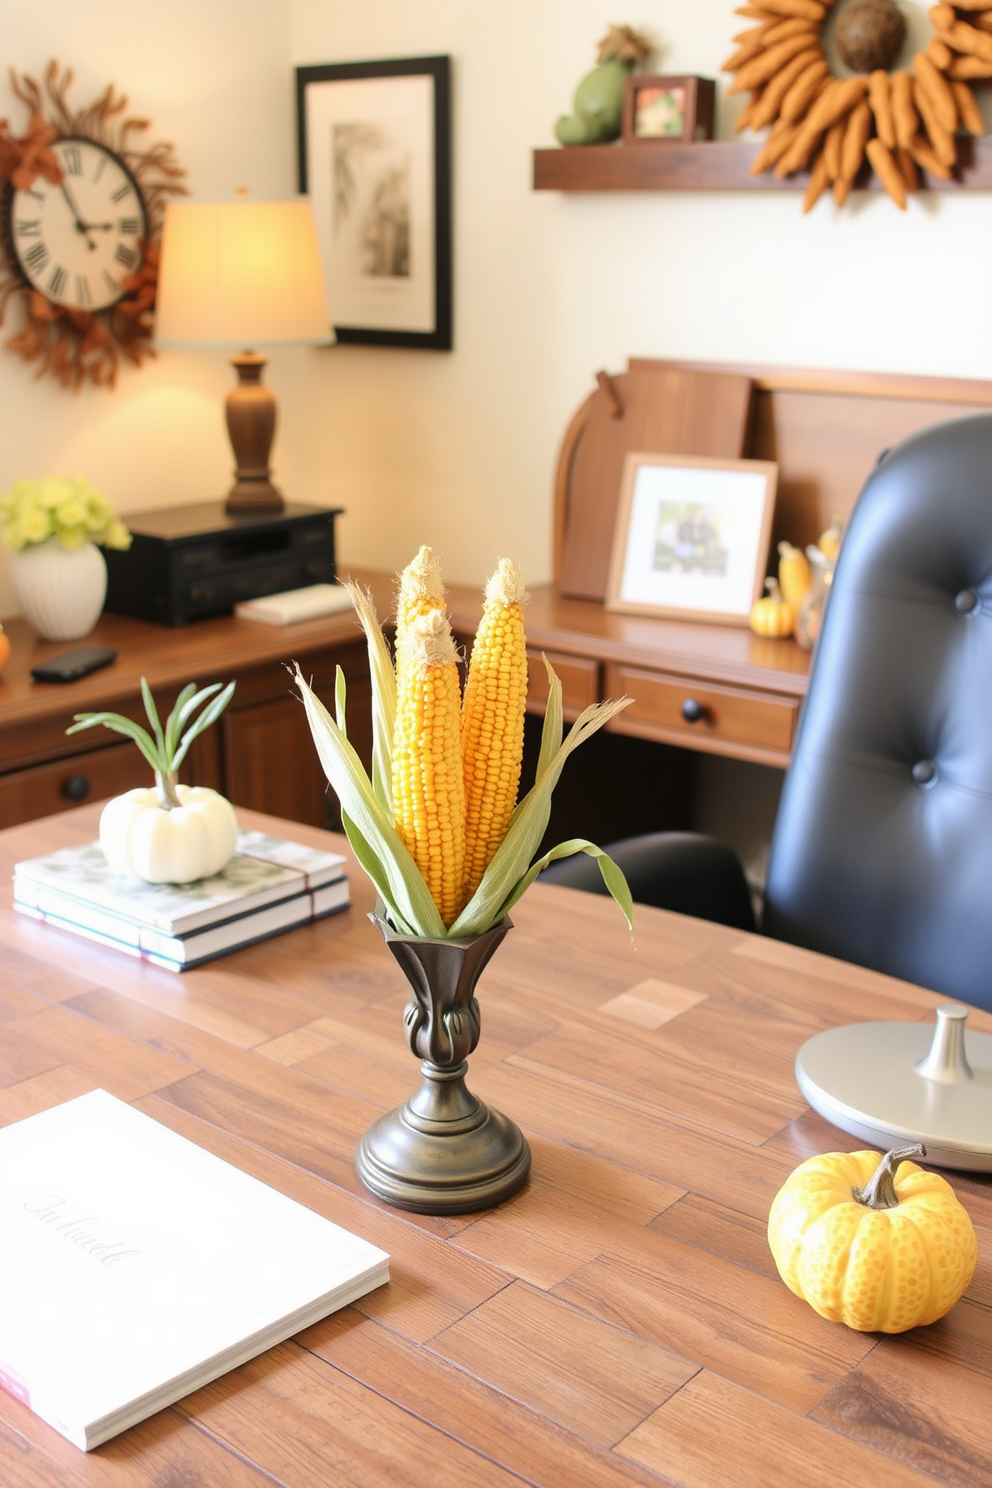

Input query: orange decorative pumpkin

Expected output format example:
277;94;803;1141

768;1144;977;1333
750;577;796;638
0;622;10;674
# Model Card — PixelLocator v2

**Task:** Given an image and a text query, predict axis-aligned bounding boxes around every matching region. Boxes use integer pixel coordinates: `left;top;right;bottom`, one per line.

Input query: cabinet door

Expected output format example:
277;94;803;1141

222;676;373;830
0;742;152;829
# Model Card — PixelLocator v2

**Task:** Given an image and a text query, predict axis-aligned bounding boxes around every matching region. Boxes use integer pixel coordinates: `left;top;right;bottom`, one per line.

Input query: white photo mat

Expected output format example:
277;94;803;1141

606;452;778;624
296;59;451;349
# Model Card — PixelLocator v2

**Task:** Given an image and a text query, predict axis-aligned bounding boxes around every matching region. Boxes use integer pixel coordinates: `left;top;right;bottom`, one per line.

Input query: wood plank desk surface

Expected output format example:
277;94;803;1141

1;806;990;1488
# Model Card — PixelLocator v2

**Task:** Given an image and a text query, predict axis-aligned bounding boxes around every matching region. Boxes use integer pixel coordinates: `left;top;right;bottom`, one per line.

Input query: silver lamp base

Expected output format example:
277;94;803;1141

796;1004;992;1172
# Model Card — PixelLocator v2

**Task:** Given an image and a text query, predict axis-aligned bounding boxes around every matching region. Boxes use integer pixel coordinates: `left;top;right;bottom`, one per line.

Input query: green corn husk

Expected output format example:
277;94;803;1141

294;579;634;941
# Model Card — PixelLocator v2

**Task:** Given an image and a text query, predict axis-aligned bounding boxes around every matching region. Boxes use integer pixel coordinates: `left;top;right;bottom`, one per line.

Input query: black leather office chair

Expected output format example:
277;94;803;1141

542;412;992;1012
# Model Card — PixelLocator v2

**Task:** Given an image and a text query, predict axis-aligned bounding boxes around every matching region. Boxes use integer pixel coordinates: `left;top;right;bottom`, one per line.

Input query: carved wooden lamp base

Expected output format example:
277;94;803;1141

224;352;284;514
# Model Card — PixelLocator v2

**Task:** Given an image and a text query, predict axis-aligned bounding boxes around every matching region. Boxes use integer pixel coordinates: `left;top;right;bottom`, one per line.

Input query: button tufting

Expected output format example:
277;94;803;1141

954;589;980;614
912;760;938;788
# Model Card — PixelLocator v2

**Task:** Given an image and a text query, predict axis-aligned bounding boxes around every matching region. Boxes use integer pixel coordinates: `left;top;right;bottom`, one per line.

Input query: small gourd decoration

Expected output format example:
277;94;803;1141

555;25;651;145
776;540;813;609
768;1144;978;1333
749;577;795;638
66;677;237;883
0;621;10;674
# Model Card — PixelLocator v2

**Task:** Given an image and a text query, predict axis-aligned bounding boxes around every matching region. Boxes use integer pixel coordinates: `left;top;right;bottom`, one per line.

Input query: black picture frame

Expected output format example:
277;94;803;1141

295;56;452;351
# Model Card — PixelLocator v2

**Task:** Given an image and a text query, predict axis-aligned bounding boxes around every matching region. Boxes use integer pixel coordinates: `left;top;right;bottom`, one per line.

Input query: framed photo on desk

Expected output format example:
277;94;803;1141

295;55;452;350
606;452;777;624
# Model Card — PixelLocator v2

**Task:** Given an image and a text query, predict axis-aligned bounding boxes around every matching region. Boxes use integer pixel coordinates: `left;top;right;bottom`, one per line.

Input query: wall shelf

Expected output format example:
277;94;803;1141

532;136;992;193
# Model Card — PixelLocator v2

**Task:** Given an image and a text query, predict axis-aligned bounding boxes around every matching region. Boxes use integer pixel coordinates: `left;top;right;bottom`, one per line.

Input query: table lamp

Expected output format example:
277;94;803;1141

154;199;332;514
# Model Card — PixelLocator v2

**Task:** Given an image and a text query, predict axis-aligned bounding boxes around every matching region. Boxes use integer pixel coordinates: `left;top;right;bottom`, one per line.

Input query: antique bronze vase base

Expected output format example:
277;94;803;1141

357;910;531;1215
356;1069;531;1214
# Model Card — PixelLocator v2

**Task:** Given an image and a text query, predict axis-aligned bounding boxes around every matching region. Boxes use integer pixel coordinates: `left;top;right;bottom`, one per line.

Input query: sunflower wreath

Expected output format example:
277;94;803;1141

724;0;989;211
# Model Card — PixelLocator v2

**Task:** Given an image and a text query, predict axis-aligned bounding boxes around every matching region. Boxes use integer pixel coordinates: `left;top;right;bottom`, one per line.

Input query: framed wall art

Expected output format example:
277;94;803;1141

606;452;778;625
295;55;452;350
621;75;715;145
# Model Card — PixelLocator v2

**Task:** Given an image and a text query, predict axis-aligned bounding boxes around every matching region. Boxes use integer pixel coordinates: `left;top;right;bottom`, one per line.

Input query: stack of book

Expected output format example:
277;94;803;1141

13;827;349;972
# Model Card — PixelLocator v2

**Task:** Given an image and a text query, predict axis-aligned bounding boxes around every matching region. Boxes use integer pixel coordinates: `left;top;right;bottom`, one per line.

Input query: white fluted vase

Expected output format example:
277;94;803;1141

12;539;108;641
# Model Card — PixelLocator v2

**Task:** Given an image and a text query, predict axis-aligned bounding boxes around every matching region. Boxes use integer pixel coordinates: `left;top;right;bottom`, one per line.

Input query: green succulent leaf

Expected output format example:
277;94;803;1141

346;582;396;815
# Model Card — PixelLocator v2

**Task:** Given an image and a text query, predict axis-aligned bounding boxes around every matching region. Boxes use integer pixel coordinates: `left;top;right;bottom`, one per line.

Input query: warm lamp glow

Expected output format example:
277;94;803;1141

154;199;333;513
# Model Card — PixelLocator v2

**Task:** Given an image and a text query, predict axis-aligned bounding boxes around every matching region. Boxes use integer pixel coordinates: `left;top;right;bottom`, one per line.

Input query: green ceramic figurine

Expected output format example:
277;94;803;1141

555;25;651;146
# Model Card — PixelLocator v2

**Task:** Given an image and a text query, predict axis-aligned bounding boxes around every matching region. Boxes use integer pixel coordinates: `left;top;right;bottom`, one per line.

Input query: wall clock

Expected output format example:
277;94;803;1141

0;62;187;389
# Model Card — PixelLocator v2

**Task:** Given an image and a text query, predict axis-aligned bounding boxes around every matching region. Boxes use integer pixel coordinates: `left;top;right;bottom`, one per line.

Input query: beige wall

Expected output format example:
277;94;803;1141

0;0;298;617
3;1;992;615
289;0;992;588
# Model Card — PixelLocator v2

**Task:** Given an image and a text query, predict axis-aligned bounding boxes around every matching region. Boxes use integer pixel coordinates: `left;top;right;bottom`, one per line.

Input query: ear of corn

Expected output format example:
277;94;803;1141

296;555;634;940
448;660;633;938
460;558;529;909
391;607;467;927
394;546;446;690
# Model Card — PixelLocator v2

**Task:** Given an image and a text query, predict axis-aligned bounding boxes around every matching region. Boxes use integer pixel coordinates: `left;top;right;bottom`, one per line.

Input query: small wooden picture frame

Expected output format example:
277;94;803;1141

622;76;716;145
606;452;778;626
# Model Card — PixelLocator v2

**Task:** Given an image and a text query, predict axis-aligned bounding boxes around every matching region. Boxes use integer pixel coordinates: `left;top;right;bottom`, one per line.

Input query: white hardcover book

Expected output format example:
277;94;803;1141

235;828;347;890
0;1090;389;1450
14;878;351;971
12;830;347;937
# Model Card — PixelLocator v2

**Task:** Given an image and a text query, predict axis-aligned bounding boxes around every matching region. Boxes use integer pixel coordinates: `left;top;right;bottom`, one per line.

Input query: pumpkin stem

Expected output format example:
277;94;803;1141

154;769;182;811
852;1144;927;1210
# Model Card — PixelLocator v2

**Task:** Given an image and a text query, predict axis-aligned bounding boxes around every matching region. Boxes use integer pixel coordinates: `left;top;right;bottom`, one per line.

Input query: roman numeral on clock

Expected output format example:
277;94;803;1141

24;240;49;272
118;217;141;237
62;146;82;175
111;183;132;204
47;264;68;299
16;220;41;237
114;243;137;270
75;275;92;307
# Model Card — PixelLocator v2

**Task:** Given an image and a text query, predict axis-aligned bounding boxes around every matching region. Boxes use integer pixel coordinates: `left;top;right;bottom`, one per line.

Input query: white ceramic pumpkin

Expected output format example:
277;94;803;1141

100;784;238;883
67;676;239;885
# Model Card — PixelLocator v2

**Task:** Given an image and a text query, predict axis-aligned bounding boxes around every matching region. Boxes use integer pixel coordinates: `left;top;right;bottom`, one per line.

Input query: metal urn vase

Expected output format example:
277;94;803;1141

356;909;531;1214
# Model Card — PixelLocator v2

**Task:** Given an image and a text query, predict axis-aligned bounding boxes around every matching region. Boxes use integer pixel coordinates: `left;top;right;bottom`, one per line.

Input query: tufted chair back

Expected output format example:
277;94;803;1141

763;413;992;1011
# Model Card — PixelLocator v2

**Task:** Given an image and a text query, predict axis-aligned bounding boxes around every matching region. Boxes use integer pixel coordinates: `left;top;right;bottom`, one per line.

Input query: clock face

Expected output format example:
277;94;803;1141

5;137;147;312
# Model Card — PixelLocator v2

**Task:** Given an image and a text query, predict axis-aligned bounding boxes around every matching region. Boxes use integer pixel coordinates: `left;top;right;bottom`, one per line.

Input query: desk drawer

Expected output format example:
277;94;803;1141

526;649;601;717
606;664;799;763
0;742;152;829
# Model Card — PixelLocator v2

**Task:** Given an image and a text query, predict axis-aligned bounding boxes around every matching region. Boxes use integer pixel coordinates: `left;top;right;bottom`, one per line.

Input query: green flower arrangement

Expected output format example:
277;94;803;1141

0;477;132;552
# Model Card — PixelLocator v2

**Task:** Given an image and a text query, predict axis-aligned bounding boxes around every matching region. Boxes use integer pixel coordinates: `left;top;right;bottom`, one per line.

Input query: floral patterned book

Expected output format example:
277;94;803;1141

12;829;347;937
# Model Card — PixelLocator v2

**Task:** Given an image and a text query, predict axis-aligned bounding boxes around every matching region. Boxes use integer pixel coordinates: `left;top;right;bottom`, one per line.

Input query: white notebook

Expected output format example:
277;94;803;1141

0;1090;389;1450
234;583;354;625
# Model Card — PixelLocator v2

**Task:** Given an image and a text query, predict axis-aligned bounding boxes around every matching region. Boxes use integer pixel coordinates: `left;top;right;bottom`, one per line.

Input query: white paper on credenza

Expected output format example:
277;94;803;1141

0;1090;389;1450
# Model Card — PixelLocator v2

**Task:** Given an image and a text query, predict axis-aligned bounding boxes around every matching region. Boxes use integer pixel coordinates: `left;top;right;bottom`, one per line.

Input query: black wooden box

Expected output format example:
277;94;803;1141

103;501;342;627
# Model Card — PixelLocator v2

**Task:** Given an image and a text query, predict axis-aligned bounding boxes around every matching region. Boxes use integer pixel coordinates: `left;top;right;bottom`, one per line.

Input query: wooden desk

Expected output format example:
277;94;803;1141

1;805;990;1486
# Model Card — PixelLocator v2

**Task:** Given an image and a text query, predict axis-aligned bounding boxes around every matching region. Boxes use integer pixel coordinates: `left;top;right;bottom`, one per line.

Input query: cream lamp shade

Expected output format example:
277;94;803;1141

155;199;333;513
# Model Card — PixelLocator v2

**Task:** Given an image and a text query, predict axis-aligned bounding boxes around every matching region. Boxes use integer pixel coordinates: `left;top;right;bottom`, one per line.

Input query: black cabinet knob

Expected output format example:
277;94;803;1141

62;774;91;802
681;699;705;724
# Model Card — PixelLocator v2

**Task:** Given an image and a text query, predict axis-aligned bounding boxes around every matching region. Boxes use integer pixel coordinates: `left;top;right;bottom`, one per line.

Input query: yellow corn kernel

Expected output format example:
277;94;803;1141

460;558;528;908
394;545;446;691
392;607;466;927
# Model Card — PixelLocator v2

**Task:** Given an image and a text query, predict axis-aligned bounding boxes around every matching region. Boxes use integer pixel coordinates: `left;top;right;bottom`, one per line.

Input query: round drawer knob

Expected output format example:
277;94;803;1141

681;699;706;724
62;774;91;802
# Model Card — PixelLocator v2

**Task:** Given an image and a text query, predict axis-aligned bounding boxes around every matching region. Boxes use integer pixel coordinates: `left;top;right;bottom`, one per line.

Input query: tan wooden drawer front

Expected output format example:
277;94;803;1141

607;664;799;757
526;649;601;716
0;742;153;829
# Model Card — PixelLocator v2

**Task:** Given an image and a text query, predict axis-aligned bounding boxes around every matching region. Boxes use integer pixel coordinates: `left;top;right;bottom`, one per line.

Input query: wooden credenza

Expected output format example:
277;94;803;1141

0;601;376;831
446;579;810;769
0;568;808;835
